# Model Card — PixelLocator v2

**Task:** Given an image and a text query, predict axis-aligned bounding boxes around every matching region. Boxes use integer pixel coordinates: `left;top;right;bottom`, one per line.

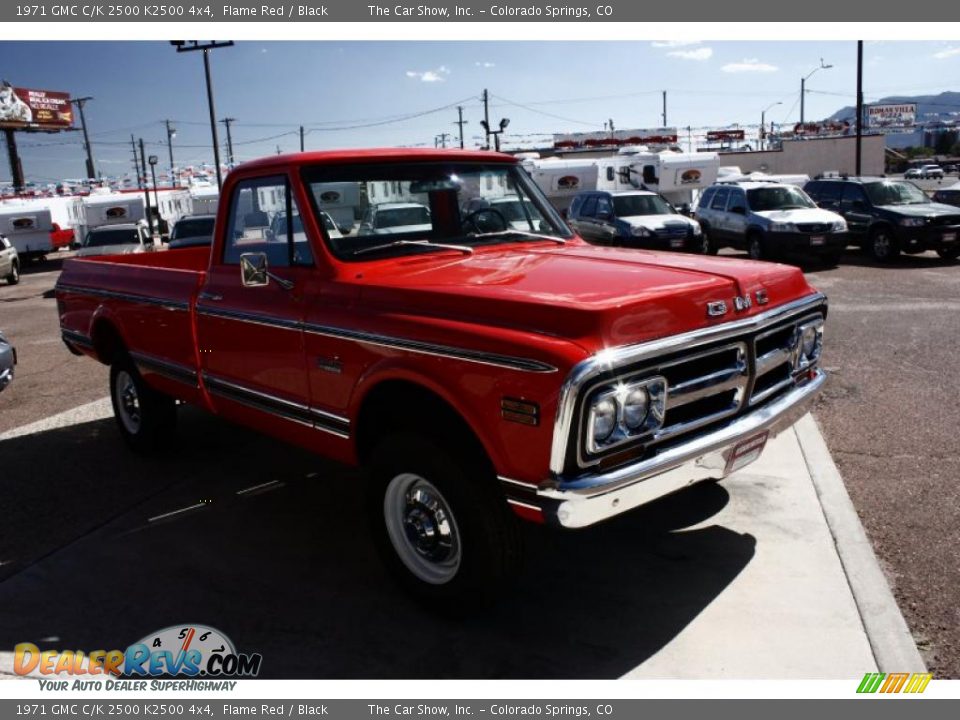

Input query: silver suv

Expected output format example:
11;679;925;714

1;235;20;285
695;181;848;265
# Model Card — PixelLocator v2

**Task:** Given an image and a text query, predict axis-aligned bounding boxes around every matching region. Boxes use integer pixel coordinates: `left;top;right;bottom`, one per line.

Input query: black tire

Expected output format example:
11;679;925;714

747;232;765;261
937;246;960;262
695;233;712;255
109;357;177;453
366;432;523;609
6;261;19;285
701;228;719;255
869;226;900;263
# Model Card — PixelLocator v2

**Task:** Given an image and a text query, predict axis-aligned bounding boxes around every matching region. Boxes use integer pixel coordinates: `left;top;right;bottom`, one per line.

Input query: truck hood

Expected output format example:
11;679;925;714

878;202;960;219
356;243;814;353
619;214;698;231
754;208;843;224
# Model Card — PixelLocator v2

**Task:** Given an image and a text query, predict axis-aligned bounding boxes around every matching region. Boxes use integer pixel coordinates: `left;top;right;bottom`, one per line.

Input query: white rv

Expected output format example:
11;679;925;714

189;185;220;215
524;149;721;213
0;206;55;260
75;191;147;243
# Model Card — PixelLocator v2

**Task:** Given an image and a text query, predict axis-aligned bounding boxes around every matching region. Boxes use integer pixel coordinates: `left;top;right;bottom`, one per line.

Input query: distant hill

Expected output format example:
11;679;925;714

828;91;960;122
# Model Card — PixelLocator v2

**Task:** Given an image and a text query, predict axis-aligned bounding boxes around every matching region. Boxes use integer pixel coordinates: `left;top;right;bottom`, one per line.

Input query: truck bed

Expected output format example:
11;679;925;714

56;248;209;404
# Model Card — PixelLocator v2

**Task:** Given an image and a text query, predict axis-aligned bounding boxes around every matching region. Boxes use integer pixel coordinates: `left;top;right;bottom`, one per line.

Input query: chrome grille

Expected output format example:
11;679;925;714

796;222;831;233
656;223;690;238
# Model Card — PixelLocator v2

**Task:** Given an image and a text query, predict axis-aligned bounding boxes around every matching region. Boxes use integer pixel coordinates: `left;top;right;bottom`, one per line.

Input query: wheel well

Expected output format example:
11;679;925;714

90;319;126;365
355;380;492;472
869;222;894;238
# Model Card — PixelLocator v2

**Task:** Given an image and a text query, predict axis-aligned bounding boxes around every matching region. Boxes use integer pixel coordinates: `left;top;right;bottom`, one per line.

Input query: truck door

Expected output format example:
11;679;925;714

707;186;731;243
840;184;871;238
594;195;621;245
573;194;600;242
196;174;317;441
726;187;749;245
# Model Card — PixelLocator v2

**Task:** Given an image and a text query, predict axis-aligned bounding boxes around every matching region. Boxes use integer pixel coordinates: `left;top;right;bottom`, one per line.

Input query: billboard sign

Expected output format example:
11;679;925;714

706;129;746;142
866;103;917;127
554;127;679;148
0;82;73;129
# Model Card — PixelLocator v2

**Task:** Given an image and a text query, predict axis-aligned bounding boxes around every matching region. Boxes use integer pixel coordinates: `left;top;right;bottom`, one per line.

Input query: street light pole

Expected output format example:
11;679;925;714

220;117;236;167
165;120;177;187
800;59;833;126
761;101;782;150
171;41;233;190
71;96;96;181
148;155;161;235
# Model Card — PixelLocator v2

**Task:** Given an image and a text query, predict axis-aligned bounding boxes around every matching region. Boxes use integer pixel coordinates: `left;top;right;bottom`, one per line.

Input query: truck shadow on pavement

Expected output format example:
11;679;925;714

0;408;755;678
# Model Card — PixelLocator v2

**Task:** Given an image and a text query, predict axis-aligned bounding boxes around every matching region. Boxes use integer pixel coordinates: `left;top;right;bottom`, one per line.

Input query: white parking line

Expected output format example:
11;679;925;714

148;502;207;524
0;397;113;442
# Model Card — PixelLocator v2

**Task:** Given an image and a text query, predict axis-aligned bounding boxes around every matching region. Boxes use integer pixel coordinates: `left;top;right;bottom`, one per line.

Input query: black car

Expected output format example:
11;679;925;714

805;177;960;262
932;186;960;209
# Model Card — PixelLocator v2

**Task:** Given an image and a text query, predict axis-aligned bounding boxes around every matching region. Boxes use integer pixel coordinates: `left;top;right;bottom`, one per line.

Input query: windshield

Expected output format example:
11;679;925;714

865;181;930;206
172;218;214;239
612;194;674;217
747;186;816;211
302;161;571;260
85;228;140;247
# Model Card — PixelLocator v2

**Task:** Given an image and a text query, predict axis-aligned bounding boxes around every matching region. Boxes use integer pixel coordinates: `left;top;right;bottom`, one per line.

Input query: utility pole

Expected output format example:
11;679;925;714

4;130;24;193
71;96;96;180
662;91;667;127
436;132;450;148
170;40;233;189
130;135;141;188
220;117;235;168
455;106;467;149
300;125;305;152
139;138;155;237
856;41;864;176
165;120;177;186
482;89;491;150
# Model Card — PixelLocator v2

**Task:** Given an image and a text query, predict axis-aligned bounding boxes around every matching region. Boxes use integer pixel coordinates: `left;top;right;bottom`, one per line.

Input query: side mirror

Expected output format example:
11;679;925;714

240;252;269;288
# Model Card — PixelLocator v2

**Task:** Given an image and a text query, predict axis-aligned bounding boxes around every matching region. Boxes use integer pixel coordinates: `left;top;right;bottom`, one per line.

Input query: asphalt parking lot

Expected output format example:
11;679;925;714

0;244;958;677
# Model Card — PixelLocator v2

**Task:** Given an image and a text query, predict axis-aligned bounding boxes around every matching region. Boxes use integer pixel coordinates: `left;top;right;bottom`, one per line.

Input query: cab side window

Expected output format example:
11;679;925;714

596;196;613;218
711;187;731;211
815;183;844;210
581;196;598;217
728;188;747;213
840;184;868;213
698;187;716;210
223;176;314;267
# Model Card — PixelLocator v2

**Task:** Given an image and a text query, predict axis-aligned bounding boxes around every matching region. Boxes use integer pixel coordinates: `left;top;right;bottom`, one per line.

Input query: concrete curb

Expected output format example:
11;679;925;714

793;413;927;672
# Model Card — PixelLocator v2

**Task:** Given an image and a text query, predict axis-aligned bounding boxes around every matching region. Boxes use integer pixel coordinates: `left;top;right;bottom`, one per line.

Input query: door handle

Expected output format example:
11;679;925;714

198;291;223;302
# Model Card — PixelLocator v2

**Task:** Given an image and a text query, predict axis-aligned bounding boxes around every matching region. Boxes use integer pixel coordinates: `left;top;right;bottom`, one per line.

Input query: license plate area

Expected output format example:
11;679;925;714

810;235;825;246
670;238;685;248
724;430;769;475
943;232;957;243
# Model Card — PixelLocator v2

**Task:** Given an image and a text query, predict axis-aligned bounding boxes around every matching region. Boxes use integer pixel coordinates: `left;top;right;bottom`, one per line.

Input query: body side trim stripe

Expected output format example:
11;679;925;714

56;283;189;312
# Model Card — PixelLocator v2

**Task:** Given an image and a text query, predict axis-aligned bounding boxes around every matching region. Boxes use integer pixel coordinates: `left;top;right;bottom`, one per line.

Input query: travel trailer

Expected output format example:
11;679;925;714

0;205;55;260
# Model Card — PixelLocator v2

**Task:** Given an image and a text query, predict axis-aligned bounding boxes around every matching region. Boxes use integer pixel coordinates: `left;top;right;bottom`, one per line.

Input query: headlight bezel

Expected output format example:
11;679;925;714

584;376;668;455
795;318;824;371
630;225;653;238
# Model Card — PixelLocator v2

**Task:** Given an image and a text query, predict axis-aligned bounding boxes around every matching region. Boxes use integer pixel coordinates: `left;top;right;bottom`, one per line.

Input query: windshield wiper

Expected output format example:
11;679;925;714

352;239;474;256
467;229;567;245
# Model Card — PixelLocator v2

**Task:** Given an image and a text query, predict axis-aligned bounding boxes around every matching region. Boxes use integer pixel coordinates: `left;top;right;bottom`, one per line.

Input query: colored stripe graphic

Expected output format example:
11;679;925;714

857;672;932;694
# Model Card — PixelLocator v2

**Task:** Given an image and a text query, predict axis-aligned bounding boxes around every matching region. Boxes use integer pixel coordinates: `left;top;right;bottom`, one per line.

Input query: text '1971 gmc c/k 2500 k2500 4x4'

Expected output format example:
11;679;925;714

55;149;827;606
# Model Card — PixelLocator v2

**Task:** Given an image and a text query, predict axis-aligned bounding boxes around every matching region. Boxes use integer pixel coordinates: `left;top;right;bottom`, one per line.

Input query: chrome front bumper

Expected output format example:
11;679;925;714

536;369;826;528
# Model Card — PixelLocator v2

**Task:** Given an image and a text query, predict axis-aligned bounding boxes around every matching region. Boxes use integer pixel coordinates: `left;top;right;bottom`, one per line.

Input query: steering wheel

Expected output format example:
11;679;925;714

461;207;510;234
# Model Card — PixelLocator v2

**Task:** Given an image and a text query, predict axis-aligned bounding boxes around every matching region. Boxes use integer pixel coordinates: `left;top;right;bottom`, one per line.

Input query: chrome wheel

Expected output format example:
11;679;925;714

748;237;763;260
9;264;19;284
114;369;142;435
383;473;461;585
873;232;892;259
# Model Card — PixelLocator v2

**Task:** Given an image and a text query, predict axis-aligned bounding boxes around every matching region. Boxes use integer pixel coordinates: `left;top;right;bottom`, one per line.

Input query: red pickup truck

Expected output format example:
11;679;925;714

56;149;827;606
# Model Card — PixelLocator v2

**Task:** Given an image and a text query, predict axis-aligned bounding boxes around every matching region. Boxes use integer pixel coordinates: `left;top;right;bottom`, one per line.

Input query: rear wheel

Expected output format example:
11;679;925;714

747;233;765;261
6;261;19;285
109;358;177;453
869;227;900;263
367;432;523;609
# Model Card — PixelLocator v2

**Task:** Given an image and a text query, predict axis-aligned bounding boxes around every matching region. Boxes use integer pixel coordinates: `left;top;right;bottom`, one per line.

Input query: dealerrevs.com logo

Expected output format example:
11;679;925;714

14;624;262;687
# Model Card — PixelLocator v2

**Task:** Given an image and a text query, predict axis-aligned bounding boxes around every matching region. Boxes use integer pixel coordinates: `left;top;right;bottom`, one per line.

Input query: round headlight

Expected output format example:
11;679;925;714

630;225;652;237
591;397;618;442
801;326;819;358
622;387;649;431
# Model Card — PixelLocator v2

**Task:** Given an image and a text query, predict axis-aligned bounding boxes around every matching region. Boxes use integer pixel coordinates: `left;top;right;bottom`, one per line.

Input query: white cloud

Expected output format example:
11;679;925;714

405;66;451;83
475;61;495;68
934;47;960;59
651;40;701;48
668;47;713;61
722;58;779;73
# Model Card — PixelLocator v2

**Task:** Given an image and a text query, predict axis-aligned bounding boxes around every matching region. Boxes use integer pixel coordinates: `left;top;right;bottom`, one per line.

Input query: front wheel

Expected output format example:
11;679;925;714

367;433;523;609
937;246;960;261
869;227;900;263
6;262;19;285
109;358;177;453
747;234;765;261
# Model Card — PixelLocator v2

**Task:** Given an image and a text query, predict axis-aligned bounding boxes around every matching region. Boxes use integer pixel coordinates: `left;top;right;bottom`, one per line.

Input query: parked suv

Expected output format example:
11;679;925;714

932;183;960;208
804;177;960;262
695;182;847;264
920;165;945;180
1;235;20;285
567;190;705;253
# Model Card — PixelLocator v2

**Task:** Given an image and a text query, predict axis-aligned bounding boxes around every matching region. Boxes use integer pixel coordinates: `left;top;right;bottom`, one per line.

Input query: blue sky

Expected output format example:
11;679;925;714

2;40;959;184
